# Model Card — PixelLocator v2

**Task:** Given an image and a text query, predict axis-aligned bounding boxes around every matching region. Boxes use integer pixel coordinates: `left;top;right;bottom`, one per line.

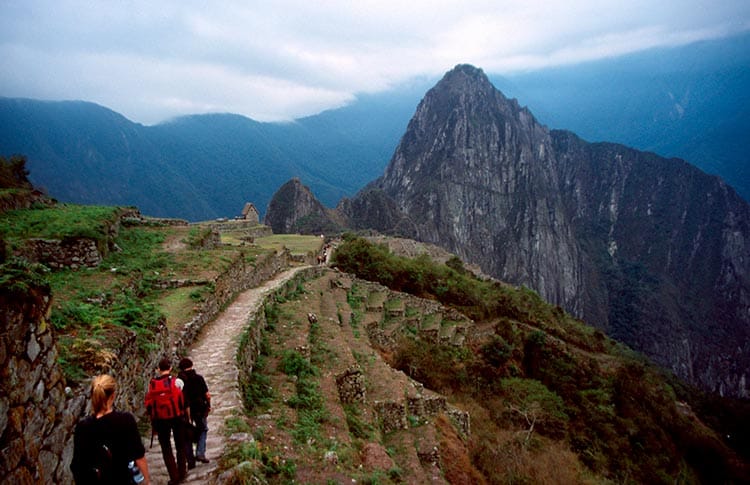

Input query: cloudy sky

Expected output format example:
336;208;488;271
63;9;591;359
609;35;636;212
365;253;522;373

1;0;748;125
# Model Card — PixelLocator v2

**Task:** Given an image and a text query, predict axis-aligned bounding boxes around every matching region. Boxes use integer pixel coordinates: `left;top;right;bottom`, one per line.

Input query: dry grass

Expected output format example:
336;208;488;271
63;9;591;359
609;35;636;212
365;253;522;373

436;414;487;485
471;426;595;485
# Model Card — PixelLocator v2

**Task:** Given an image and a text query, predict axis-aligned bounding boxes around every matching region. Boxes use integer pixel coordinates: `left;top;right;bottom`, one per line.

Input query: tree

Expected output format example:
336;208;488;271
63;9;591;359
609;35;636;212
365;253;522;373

0;155;32;189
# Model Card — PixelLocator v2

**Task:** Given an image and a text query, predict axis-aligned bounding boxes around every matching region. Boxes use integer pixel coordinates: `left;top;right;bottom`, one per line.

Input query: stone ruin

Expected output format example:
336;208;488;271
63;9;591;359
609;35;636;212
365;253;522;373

374;400;407;434
335;365;366;404
241;202;260;224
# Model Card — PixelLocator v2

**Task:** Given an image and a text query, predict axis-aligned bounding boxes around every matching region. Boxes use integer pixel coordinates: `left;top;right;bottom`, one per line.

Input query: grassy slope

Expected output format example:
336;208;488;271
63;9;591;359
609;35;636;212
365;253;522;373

0;203;283;385
2;202;749;483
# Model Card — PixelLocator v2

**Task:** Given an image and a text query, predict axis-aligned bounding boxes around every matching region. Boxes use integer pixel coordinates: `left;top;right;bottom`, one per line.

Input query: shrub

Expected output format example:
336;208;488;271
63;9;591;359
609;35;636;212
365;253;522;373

480;336;512;367
343;404;374;440
0;257;49;296
279;350;317;379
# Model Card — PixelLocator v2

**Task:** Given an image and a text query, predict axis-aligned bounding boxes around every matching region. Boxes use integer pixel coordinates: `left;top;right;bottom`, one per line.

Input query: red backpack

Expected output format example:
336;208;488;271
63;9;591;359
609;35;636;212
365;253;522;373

145;376;184;421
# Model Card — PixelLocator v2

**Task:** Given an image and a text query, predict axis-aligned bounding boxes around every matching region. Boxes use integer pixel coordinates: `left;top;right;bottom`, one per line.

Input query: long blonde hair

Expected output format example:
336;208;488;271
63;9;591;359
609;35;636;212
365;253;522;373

90;374;116;415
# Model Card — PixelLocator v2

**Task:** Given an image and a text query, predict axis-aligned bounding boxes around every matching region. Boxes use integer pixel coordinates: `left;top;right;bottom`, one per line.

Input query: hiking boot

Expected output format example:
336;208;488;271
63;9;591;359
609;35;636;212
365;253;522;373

197;456;210;463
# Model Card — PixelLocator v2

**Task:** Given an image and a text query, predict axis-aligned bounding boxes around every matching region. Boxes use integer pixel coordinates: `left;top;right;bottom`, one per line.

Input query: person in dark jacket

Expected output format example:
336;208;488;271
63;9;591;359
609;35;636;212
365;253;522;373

177;357;211;463
71;374;150;484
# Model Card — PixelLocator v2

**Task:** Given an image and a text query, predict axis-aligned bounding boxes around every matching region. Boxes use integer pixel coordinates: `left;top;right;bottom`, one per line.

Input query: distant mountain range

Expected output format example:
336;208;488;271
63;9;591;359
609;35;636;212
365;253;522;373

0;33;748;222
0;92;415;221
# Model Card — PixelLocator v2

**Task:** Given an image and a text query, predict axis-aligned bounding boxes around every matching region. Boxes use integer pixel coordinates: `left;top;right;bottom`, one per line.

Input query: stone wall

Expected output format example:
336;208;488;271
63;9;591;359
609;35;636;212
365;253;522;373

373;400;408;434
335;365;366;404
173;249;291;357
121;212;189;227
0;285;66;484
1;246;294;483
12;207;137;271
0;189;49;214
0;280;171;484
17;237;103;270
199;220;273;238
185;228;221;250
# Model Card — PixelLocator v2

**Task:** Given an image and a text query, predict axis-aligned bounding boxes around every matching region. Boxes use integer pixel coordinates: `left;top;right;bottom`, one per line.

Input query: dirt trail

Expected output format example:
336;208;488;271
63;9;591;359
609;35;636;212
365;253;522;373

144;266;309;485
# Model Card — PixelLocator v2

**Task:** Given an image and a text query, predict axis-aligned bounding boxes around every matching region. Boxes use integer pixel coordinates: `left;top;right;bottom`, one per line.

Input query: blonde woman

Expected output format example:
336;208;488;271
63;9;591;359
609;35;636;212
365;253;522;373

71;374;150;484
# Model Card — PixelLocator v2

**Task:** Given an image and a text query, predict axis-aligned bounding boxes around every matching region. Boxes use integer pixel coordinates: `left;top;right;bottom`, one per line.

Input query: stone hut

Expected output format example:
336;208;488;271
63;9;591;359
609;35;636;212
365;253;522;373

241;203;260;224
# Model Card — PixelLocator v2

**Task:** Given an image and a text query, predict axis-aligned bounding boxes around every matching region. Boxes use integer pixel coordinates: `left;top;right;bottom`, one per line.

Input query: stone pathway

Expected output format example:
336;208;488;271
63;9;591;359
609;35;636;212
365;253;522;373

144;266;308;484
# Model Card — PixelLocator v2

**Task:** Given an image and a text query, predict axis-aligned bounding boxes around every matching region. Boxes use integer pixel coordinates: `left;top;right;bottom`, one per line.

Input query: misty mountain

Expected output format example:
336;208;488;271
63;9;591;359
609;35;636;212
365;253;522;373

0;92;414;221
0;33;747;221
338;64;750;398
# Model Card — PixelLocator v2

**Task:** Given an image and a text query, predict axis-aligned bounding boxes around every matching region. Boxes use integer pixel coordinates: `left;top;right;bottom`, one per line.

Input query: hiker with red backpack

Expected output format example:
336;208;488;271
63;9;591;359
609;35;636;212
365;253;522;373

144;358;188;485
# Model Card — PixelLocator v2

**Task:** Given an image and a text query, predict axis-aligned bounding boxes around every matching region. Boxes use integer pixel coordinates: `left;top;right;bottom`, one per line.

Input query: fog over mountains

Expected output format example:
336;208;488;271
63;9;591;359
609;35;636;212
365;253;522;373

0;33;748;222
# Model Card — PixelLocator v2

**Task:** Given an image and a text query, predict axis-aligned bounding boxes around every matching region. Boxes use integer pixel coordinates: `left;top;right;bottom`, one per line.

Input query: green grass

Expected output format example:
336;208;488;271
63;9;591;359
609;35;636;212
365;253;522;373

183;226;214;248
384;298;403;311
343;403;375;440
0;218;181;386
157;286;204;329
255;234;323;256
0;204;121;244
38;224;245;384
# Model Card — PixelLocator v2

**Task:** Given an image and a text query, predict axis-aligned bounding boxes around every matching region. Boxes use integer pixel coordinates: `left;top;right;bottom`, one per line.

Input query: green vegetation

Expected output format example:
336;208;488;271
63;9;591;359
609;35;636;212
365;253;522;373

0;257;49;295
240;352;274;411
221;430;296;483
279;349;317;379
183;226;214;248
4;186;747;483
0;195;281;387
280;349;328;444
334;235;748;484
334;235;607;352
0;203;122;252
0;154;32;189
343;403;374;440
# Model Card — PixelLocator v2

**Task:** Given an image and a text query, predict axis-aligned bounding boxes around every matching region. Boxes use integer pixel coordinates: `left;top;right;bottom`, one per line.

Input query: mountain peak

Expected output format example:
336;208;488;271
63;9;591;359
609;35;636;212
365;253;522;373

433;63;494;95
264;178;341;234
447;63;486;79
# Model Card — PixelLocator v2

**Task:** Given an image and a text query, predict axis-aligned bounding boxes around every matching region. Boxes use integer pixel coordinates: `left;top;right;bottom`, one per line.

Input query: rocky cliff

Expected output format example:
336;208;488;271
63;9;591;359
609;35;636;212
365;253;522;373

339;65;750;397
265;177;342;234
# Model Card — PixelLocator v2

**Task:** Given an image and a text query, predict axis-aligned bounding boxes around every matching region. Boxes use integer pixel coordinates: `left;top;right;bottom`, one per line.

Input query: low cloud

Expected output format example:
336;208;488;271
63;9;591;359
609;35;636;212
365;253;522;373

1;0;748;124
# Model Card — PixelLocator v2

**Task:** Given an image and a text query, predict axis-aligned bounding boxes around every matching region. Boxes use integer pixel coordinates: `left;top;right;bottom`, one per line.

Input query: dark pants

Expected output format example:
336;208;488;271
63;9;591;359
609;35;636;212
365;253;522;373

153;417;187;483
182;418;195;468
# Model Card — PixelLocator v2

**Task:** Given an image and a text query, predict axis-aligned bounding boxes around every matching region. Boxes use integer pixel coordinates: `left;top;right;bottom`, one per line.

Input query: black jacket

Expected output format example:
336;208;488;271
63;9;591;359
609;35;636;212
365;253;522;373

178;369;209;415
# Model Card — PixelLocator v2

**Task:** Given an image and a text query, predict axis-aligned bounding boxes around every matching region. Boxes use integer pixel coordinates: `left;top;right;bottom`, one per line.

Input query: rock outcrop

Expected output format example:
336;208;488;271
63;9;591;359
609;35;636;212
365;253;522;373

264;178;342;234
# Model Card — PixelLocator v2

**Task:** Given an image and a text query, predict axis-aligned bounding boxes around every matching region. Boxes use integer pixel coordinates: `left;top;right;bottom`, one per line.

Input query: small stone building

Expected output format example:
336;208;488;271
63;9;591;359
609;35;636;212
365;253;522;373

241;202;259;224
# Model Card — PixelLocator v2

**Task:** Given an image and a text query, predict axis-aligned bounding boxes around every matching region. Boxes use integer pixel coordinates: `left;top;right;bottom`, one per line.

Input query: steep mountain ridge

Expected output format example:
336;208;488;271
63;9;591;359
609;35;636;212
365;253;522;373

371;65;585;316
336;65;750;397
